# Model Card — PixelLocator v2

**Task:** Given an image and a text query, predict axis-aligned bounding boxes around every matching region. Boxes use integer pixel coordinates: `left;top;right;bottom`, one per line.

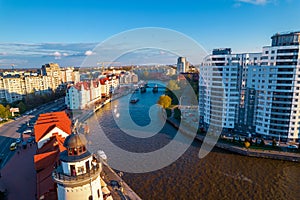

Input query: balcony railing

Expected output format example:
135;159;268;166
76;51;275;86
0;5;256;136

52;164;101;186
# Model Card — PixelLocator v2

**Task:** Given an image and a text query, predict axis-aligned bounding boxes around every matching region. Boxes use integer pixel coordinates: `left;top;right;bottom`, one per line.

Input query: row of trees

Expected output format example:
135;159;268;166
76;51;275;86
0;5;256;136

0;90;65;120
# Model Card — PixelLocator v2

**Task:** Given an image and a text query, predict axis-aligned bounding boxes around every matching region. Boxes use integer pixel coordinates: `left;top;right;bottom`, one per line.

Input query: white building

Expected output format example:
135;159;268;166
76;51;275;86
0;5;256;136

247;31;300;142
65;77;115;110
200;31;300;142
200;48;259;132
177;57;188;74
53;133;103;200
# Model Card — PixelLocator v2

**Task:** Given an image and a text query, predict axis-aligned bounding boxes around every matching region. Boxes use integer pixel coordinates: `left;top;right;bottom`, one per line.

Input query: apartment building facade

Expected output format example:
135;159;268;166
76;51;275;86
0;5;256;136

0;63;79;103
200;31;300;142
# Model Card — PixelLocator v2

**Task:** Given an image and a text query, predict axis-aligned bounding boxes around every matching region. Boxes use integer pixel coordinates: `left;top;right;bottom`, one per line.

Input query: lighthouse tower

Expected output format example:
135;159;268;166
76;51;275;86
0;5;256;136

53;133;103;200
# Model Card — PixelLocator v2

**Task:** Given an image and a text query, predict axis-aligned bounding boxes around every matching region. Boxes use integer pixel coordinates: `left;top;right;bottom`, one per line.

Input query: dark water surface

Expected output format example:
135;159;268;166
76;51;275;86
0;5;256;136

86;89;300;200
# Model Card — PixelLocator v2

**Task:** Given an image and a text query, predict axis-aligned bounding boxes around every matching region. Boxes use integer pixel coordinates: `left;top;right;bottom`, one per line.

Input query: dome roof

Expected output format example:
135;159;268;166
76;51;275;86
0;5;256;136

64;133;87;148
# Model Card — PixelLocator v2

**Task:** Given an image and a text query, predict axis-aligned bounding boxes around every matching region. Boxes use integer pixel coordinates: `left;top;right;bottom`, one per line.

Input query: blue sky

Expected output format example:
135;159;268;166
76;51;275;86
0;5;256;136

0;0;299;68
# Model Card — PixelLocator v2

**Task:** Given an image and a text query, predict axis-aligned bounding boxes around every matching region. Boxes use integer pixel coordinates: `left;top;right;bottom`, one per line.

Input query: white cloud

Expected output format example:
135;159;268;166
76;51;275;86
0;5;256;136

53;51;61;57
53;51;61;60
237;0;269;5
84;50;94;56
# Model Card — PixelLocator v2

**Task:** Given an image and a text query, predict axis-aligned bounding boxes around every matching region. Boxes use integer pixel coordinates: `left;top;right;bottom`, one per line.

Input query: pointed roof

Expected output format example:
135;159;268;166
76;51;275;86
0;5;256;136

34;111;71;142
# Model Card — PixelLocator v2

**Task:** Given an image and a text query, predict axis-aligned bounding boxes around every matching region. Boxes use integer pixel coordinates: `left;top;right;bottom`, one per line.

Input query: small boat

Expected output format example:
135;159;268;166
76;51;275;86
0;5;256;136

140;86;146;93
97;150;107;162
152;85;158;93
130;98;139;103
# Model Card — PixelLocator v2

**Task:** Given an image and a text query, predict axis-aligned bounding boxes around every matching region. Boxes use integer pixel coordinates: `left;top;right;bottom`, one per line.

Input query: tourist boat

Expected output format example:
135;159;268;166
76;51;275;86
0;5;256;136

130;98;139;103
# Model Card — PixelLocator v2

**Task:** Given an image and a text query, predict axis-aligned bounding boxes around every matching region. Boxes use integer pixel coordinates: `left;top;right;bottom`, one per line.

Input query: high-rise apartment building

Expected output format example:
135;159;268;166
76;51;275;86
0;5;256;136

199;48;259;132
247;31;300;142
200;31;300;142
41;63;62;90
177;57;189;74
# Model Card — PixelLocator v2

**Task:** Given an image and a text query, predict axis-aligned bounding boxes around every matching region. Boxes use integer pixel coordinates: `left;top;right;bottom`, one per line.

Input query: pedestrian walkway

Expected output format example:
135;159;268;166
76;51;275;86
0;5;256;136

0;143;36;200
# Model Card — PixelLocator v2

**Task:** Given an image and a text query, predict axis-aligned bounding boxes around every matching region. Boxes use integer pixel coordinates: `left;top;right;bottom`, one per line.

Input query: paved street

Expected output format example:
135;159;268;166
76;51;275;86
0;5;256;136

0;98;65;169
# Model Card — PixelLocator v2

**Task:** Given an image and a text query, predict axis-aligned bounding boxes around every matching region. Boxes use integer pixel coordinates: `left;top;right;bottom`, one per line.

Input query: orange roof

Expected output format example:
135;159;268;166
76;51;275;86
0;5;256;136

34;111;71;142
34;112;71;199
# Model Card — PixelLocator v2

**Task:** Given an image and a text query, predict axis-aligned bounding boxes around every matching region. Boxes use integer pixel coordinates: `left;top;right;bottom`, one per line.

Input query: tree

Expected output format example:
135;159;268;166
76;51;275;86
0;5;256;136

17;102;26;113
244;141;251;148
157;95;172;109
0;104;6;118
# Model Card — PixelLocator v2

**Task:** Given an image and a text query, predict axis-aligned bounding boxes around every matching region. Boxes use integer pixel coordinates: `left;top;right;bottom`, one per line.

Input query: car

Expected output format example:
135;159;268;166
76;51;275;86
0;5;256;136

287;145;298;149
10;142;17;151
15;138;22;144
23;129;32;134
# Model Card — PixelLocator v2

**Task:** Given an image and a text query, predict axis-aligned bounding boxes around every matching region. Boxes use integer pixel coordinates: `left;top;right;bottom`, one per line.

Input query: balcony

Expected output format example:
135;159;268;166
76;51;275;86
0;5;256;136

52;163;101;187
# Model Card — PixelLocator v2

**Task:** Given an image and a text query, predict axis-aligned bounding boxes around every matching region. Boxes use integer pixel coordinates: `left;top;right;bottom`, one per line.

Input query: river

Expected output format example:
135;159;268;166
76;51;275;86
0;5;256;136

85;88;300;200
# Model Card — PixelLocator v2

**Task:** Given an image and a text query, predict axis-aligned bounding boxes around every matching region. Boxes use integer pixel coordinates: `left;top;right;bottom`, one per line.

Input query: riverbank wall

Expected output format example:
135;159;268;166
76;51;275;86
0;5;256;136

166;117;300;163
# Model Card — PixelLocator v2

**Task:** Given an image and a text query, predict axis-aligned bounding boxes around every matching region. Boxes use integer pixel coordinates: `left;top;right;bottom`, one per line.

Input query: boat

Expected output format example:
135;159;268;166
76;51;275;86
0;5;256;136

140;86;146;93
130;98;139;103
97;150;107;162
152;85;158;93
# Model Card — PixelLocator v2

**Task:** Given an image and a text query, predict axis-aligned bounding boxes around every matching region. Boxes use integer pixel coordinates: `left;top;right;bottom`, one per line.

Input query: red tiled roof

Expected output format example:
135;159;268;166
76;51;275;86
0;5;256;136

34;111;71;142
34;111;72;199
36;134;66;155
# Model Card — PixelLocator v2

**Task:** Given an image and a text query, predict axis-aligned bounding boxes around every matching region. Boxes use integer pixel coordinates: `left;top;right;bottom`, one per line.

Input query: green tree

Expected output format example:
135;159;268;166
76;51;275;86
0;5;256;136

0;104;6;118
157;95;172;109
5;105;11;118
17;101;27;113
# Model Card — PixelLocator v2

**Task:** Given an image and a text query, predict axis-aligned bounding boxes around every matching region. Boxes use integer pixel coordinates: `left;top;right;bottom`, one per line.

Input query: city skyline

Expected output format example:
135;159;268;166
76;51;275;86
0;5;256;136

0;0;299;67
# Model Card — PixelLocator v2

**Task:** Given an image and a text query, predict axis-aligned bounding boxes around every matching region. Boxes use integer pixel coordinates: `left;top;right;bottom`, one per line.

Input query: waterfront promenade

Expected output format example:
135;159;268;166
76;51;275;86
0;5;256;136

167;117;300;162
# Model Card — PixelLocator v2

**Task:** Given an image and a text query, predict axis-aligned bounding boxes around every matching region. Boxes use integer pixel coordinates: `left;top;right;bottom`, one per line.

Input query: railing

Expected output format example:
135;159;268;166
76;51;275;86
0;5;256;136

52;164;101;185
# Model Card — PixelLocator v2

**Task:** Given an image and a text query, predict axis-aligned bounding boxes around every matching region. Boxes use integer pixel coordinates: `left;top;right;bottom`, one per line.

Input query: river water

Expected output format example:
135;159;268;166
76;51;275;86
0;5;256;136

85;88;300;200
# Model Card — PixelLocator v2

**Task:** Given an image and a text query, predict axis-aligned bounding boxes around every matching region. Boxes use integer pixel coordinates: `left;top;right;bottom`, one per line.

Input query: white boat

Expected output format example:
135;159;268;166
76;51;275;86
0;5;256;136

97;150;107;162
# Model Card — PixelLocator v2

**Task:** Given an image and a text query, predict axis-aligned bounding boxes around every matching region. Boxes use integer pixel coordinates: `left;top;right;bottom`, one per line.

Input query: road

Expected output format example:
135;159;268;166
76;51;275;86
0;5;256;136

0;98;65;169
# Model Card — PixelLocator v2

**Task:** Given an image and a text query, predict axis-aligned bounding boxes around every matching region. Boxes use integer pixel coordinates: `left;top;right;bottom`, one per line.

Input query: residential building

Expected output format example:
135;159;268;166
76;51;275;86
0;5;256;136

65;75;117;110
247;31;300;142
41;63;62;90
0;63;80;103
200;31;300;142
177;57;189;74
200;48;258;132
34;111;72;199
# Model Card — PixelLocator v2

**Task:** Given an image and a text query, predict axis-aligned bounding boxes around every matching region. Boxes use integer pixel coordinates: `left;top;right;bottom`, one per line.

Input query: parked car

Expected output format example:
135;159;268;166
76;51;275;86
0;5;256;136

287;145;298;149
10;142;17;151
23;129;32;134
